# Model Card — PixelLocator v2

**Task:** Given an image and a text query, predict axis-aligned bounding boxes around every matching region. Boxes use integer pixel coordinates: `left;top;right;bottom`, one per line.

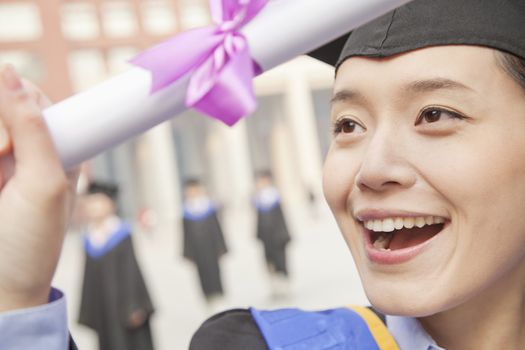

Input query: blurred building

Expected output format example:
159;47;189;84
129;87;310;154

0;0;334;230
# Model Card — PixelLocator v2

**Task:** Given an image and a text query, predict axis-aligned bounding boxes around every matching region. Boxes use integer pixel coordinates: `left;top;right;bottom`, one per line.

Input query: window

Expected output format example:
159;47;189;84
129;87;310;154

180;1;210;29
172;111;212;182
0;51;44;83
68;49;107;91
142;0;177;35
61;2;100;40
0;3;42;41
245;95;285;172
102;1;138;38
107;46;139;74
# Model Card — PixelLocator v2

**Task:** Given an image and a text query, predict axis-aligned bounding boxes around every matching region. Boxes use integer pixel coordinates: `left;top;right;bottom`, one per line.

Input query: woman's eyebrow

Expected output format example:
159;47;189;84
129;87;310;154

405;78;474;94
330;89;367;106
331;78;475;107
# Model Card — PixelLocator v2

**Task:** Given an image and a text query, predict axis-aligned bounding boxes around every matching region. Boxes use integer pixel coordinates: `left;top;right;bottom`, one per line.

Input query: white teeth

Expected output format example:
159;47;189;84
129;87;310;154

373;220;382;232
363;215;446;232
382;218;395;232
394;217;404;230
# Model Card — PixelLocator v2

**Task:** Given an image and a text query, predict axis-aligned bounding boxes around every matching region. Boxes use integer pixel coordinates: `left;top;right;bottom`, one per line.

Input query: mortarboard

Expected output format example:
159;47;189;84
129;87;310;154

309;0;525;69
184;178;202;187
87;181;119;201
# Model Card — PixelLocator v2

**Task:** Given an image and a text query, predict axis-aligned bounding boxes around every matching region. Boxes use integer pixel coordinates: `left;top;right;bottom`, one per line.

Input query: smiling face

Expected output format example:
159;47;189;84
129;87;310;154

323;45;525;317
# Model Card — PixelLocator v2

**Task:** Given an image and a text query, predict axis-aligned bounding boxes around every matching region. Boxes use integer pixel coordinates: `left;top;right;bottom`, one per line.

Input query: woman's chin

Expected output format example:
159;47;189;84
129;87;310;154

364;282;451;318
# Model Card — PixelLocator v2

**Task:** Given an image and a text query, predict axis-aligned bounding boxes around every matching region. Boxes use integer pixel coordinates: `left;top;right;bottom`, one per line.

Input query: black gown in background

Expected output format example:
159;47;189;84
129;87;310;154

256;202;291;274
78;224;155;350
183;206;228;298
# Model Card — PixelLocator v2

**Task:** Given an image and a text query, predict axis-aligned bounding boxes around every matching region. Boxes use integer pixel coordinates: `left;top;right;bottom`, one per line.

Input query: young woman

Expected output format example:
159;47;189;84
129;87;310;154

1;0;524;349
191;0;525;349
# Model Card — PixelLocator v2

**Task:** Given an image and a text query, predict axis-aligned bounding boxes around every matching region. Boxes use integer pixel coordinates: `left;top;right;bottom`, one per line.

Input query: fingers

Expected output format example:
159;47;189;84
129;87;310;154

0;153;14;189
0;110;13;189
0;79;48;162
0;66;61;180
0;120;12;156
0;65;66;192
22;79;52;110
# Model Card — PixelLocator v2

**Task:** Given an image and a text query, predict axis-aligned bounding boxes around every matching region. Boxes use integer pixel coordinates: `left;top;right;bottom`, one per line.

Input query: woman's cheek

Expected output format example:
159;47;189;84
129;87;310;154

323;151;355;212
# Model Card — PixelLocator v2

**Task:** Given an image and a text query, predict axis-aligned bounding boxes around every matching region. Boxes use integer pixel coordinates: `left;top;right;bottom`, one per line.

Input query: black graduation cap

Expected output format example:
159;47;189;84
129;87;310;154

308;0;525;68
184;177;202;188
87;181;119;201
254;169;273;179
308;34;350;67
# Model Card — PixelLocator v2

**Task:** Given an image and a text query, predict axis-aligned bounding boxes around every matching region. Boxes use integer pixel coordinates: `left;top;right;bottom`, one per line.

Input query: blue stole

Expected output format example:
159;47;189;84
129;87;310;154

251;306;399;350
183;202;216;221
83;222;131;259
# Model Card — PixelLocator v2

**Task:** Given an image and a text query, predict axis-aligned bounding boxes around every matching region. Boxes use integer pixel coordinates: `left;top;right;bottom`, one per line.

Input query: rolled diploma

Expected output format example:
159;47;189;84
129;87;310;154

43;0;413;170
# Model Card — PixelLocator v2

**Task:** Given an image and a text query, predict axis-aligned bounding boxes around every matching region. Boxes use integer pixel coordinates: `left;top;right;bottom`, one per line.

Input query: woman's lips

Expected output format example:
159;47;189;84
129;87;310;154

360;221;448;265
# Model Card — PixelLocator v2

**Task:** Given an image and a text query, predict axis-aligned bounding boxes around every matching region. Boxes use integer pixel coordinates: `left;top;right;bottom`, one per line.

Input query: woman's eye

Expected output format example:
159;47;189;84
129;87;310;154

333;118;366;135
416;107;465;125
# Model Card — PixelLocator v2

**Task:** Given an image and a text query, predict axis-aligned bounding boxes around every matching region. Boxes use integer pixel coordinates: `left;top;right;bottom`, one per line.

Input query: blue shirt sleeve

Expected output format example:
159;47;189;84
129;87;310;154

0;288;70;350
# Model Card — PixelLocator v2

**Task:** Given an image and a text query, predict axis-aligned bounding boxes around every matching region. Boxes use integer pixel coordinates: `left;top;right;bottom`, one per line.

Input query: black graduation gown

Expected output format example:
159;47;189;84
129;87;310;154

78;226;155;350
183;208;228;297
256;204;291;274
189;309;267;350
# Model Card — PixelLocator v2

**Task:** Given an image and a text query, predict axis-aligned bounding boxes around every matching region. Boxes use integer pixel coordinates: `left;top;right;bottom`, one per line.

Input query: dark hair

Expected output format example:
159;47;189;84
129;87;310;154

87;181;119;200
255;169;273;180
184;178;202;188
497;51;525;93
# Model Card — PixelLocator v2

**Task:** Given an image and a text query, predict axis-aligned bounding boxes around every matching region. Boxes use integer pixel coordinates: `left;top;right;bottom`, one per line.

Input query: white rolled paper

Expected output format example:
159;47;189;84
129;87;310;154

43;0;413;169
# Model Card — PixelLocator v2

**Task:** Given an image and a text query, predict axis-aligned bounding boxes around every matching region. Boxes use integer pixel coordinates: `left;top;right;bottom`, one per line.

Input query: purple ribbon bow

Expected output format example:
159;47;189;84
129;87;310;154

130;0;268;126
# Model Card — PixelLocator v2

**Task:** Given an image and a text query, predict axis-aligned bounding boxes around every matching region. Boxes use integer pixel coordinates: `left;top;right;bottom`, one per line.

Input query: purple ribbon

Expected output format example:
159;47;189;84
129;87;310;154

130;0;268;126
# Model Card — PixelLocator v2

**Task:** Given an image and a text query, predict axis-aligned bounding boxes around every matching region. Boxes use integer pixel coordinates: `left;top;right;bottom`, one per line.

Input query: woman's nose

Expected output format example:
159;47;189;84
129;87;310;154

355;131;416;193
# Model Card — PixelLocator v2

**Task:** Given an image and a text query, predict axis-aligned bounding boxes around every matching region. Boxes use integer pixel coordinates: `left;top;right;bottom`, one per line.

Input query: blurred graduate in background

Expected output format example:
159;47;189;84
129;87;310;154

182;178;228;310
78;181;155;350
253;171;292;299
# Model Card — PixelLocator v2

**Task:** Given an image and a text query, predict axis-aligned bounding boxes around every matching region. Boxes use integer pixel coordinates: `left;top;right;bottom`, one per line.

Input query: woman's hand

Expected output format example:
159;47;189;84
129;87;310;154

0;66;79;312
